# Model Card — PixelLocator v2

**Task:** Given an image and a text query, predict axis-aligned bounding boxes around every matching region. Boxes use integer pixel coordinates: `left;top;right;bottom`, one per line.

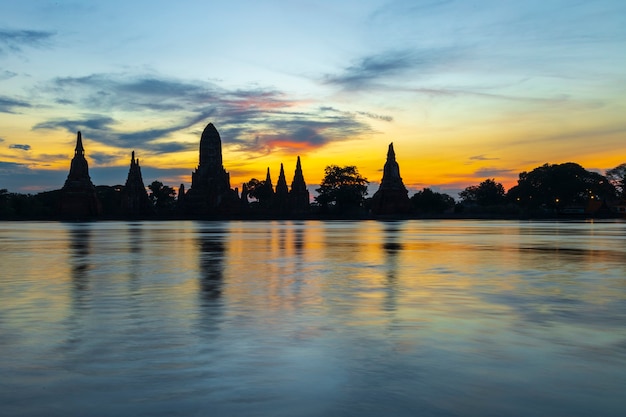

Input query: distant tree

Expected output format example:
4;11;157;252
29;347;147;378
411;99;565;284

410;188;455;213
0;189;10;217
315;165;369;212
459;179;506;206
606;163;626;198
246;178;273;205
507;162;616;208
148;181;176;214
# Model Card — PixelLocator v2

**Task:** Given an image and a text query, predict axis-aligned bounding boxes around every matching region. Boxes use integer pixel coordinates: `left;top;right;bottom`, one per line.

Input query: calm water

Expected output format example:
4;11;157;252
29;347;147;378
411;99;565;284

1;220;625;416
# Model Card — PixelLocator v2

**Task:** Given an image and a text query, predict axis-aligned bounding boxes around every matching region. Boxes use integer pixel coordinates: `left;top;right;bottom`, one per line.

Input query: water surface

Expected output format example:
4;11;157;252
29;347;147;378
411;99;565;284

1;220;625;416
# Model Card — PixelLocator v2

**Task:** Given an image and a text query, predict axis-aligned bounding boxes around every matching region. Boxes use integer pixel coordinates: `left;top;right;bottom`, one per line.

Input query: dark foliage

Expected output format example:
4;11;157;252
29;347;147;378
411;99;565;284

606;163;626;198
507;162;616;209
148;180;176;215
315;165;368;213
246;178;274;205
410;188;455;213
459;179;506;206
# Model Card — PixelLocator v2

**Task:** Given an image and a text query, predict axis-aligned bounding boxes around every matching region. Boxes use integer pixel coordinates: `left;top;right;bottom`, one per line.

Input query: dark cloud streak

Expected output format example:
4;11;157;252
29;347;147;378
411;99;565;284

325;48;462;90
0;29;55;54
0;96;31;113
9;144;31;151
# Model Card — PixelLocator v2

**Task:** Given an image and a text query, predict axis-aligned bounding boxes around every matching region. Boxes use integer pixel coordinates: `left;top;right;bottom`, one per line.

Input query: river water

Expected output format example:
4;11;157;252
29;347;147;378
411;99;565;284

1;220;625;416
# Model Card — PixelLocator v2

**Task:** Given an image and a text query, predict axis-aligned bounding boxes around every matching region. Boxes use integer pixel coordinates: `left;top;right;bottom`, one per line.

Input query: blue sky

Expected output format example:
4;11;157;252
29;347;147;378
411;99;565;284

1;0;625;195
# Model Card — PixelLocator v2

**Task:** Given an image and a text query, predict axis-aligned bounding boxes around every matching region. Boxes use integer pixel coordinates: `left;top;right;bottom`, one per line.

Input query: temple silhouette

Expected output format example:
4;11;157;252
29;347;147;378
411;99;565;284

2;124;618;220
370;143;411;215
122;151;154;217
179;123;240;216
53;123;419;219
56;123;318;219
59;132;102;218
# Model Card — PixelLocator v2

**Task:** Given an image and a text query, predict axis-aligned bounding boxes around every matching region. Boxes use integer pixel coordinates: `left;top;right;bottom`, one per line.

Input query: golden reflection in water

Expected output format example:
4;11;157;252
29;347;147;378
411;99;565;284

221;221;328;322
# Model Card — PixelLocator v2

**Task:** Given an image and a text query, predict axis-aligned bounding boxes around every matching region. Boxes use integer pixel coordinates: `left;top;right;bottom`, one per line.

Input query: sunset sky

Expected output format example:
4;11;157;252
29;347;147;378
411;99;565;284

1;0;625;197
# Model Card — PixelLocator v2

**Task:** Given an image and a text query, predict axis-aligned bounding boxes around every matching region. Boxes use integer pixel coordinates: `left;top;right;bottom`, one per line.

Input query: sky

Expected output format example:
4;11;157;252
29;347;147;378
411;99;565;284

1;0;625;197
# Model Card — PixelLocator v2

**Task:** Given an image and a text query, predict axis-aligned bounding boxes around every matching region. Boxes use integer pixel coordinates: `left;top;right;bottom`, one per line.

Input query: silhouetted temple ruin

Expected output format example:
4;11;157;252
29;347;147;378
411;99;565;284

122;151;154;217
180;123;240;216
289;156;310;215
274;163;289;215
58;132;102;218
371;143;410;215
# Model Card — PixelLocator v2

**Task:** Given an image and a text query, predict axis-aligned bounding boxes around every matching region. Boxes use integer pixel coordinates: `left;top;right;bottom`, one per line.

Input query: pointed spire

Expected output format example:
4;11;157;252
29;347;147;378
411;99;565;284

241;182;248;201
60;131;100;218
276;163;289;196
379;142;404;190
265;167;273;189
289;156;310;214
387;142;396;161
371;143;410;215
75;131;84;156
290;155;307;193
122;150;153;217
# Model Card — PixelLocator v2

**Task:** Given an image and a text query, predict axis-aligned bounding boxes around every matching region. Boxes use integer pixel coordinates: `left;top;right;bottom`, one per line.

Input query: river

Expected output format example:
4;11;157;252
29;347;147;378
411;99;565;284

1;220;625;416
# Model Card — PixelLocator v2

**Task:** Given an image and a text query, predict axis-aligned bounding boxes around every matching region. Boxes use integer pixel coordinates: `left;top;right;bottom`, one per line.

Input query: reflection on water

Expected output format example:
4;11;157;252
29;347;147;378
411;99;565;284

0;220;625;417
69;224;91;293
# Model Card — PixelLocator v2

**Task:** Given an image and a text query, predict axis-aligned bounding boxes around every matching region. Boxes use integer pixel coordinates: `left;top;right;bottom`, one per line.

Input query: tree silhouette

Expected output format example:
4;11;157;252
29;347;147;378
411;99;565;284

246;178;273;205
148;180;176;214
606;163;626;198
411;188;455;213
507;162;616;208
315;165;368;212
459;179;505;206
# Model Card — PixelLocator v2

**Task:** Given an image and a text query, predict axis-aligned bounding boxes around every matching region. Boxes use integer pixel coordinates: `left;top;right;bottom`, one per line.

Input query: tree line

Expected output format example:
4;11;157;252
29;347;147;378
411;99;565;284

1;161;625;219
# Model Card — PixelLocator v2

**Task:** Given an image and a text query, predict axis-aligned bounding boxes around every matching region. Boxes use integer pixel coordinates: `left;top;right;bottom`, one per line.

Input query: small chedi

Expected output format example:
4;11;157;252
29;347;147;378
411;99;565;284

370;143;411;215
180;123;240;216
58;131;102;218
122;151;153;217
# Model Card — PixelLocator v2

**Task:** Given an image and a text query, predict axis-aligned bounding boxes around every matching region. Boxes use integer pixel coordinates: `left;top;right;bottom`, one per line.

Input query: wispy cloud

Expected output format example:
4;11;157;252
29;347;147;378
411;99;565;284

33;116;116;133
473;167;517;179
469;154;499;161
324;48;462;90
0;29;55;54
9;144;31;151
36;73;376;156
356;111;393;122
0;96;31;113
0;70;17;81
0;160;31;175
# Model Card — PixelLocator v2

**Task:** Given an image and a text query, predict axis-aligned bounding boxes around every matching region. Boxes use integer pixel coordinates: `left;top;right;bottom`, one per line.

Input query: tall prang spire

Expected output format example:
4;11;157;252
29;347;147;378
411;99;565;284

276;163;288;195
265;167;274;192
65;131;92;186
75;131;85;156
274;163;290;216
59;131;101;218
122;150;153;217
199;122;223;169
371;143;410;216
290;156;307;193
186;122;240;216
289;156;310;216
379;142;404;190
